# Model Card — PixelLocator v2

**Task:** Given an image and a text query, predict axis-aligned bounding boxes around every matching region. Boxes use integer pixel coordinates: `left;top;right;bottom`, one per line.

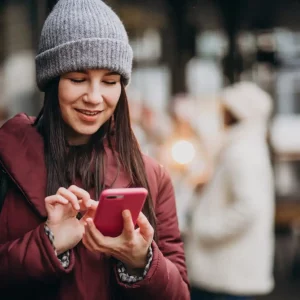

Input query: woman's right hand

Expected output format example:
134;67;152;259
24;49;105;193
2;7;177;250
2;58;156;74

45;185;97;255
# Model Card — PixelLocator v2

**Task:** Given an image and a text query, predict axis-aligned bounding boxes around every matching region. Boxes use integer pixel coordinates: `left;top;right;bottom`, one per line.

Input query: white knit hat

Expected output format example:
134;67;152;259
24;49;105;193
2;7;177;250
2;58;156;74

222;82;273;121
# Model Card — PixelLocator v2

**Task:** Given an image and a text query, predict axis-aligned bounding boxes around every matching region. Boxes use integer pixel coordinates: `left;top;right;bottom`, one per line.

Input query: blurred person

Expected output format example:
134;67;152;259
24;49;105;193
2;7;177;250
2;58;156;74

0;0;190;299
185;82;275;300
156;101;212;235
2;50;36;116
130;102;158;156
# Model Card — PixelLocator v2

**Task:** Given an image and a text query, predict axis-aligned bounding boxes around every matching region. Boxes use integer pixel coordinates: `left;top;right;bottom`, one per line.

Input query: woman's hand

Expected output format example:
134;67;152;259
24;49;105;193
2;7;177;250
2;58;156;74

45;185;97;255
82;210;154;270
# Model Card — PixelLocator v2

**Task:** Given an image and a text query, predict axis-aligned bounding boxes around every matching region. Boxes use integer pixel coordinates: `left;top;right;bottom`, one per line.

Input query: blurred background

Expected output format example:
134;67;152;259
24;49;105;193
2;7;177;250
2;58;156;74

2;0;300;298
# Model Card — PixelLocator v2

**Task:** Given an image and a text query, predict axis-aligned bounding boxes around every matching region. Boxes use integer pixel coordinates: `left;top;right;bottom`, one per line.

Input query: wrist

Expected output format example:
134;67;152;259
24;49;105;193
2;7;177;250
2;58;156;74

45;222;66;255
118;245;153;281
124;265;145;276
124;247;150;270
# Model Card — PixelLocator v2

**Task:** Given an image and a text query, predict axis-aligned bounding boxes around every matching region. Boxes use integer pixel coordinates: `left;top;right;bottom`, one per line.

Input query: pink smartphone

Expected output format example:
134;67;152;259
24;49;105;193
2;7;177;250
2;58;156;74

93;187;148;237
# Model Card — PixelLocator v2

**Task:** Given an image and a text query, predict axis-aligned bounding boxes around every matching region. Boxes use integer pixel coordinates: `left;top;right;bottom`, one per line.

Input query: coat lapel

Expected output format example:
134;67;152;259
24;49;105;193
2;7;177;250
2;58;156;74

0;114;131;219
0;114;48;218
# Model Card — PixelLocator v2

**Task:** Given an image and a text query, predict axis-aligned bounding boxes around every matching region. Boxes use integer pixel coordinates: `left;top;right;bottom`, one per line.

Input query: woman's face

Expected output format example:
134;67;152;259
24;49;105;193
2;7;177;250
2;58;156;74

59;69;122;145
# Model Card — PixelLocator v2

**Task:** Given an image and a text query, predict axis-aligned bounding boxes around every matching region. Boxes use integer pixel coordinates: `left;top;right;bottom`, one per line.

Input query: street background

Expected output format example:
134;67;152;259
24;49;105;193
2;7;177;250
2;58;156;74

2;1;300;298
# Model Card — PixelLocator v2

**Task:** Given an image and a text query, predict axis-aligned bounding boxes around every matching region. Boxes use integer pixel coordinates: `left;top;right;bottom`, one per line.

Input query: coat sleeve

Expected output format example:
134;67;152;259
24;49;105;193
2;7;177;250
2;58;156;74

115;165;190;299
0;223;75;288
192;142;274;245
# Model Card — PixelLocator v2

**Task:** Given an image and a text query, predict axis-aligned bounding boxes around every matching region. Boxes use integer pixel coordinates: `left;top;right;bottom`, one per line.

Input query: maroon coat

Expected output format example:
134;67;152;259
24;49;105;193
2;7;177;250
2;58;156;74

0;114;190;300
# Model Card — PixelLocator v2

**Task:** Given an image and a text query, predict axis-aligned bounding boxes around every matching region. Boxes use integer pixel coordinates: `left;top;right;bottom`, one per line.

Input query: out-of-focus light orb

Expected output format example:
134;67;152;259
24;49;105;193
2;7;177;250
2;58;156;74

171;140;196;165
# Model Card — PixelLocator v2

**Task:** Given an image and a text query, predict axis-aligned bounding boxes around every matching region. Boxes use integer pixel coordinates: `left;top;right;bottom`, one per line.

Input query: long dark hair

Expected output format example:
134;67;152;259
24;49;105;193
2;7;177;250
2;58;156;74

34;78;157;239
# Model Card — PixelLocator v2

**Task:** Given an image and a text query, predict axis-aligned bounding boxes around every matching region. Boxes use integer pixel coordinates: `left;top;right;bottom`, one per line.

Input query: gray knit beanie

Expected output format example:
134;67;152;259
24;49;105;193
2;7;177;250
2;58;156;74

35;0;133;91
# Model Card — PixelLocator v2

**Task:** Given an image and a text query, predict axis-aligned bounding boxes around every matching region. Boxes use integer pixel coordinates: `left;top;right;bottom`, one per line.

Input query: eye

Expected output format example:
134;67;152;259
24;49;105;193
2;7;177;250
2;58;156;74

70;78;85;83
103;81;117;85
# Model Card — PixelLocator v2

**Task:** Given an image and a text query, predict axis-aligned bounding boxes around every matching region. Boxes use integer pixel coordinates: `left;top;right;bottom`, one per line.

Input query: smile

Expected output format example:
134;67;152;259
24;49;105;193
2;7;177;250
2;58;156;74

75;109;102;116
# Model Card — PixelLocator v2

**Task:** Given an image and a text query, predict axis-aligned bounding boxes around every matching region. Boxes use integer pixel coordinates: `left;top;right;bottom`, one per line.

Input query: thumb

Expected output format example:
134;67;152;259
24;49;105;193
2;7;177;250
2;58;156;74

136;212;154;242
122;210;134;239
80;200;98;223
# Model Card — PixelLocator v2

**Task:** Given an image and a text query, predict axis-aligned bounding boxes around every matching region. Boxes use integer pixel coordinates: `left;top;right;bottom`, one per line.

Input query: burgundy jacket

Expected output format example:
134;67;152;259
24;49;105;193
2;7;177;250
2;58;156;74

0;114;190;300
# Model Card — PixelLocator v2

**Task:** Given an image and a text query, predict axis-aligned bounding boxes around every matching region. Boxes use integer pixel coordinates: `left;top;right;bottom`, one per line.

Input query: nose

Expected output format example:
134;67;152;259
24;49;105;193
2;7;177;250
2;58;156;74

84;83;103;105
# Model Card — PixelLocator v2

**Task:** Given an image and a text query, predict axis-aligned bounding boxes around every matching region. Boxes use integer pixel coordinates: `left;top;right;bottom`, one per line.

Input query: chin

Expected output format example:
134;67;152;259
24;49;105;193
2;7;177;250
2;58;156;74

75;125;101;136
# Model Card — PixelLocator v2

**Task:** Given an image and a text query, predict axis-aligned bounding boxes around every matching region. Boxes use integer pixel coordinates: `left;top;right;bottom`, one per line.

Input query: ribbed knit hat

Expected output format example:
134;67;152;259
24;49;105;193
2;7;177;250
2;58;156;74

35;0;133;91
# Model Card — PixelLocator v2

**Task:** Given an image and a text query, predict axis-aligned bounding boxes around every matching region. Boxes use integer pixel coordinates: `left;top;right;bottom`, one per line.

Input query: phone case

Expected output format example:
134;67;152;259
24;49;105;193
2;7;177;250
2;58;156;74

93;188;148;237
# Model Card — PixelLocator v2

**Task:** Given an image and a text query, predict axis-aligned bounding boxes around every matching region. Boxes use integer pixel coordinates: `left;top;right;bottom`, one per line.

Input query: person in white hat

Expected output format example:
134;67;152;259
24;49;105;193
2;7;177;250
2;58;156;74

185;82;275;299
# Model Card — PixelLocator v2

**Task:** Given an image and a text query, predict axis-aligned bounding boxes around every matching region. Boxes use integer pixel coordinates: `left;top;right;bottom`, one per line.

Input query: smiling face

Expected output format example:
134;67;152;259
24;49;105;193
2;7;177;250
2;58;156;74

58;69;122;145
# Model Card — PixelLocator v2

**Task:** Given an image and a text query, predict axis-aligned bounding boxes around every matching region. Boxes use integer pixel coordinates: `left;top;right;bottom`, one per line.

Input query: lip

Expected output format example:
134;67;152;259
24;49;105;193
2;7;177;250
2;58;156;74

75;108;103;122
75;108;103;113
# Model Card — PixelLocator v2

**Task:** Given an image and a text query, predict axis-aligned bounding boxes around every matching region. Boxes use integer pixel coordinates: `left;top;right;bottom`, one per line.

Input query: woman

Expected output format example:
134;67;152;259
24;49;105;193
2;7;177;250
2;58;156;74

186;82;275;300
0;0;189;299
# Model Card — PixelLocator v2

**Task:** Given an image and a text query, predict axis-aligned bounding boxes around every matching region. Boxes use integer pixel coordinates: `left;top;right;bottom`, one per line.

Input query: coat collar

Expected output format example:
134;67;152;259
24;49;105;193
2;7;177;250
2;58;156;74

0;113;130;219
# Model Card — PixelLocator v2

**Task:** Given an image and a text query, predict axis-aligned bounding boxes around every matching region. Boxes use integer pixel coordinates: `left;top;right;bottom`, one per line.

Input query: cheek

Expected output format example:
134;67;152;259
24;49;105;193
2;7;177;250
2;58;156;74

58;95;71;121
58;80;78;116
59;87;74;106
58;90;74;127
59;101;69;125
105;87;121;108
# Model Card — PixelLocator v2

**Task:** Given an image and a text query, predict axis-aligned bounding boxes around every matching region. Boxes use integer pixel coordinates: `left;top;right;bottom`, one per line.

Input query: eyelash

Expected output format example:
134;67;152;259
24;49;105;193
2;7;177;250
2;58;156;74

104;81;117;85
69;79;117;85
70;79;85;84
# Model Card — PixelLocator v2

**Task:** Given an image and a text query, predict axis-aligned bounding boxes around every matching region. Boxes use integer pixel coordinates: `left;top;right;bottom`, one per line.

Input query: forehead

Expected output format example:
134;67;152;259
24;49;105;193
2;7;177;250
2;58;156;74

67;69;120;76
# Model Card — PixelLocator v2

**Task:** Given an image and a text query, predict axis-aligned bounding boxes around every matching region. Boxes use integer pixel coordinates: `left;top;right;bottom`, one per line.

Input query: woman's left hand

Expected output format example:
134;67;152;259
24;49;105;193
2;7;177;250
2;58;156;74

82;210;154;270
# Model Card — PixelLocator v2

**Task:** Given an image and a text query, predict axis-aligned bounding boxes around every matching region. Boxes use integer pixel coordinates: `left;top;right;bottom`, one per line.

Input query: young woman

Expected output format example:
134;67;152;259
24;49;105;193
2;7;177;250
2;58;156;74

0;0;189;299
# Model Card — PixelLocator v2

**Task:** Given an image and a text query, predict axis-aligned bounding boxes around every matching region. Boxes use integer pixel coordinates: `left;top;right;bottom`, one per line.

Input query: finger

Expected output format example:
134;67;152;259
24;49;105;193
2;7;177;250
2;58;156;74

81;208;96;223
45;195;68;206
80;200;98;224
86;218;114;248
78;199;97;211
136;212;154;241
82;233;98;253
56;187;80;210
122;210;134;239
68;185;92;209
84;220;112;254
78;200;85;211
82;229;99;252
82;239;92;252
89;199;98;210
83;234;110;256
